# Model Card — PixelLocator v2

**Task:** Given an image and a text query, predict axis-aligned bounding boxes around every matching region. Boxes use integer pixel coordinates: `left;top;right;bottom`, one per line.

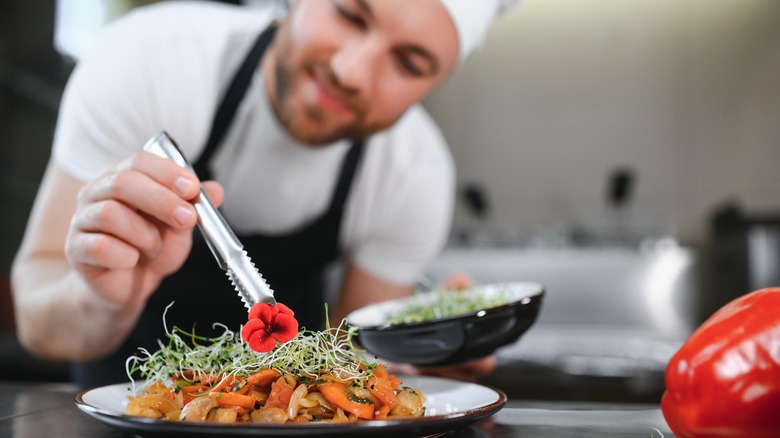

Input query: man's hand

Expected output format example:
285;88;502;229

12;154;223;361
385;271;498;381
65;151;224;309
442;271;474;289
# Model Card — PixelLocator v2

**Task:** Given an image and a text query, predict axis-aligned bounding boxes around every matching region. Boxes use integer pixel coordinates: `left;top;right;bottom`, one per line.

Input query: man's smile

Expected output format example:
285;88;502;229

307;64;358;115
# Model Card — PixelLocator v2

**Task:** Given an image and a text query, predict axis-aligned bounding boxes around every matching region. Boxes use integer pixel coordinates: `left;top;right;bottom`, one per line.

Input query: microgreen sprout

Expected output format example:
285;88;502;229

126;302;375;395
384;285;513;326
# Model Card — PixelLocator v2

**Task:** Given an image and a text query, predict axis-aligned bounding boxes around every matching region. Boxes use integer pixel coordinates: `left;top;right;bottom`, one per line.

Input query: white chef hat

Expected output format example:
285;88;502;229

438;0;523;63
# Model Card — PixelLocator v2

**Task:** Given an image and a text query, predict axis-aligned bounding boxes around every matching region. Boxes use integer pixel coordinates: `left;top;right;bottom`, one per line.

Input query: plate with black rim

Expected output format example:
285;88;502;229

75;375;506;437
347;282;544;366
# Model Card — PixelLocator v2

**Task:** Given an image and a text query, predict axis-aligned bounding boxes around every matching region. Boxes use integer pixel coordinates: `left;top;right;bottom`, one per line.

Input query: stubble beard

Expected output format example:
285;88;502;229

272;58;370;146
275;59;359;146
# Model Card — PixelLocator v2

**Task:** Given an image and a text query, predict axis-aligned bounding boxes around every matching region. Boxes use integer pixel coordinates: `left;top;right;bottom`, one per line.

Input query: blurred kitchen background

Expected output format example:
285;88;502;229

2;0;779;403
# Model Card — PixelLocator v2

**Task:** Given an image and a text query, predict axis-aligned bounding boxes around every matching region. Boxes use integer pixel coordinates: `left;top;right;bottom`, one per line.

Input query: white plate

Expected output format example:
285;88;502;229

75;375;506;437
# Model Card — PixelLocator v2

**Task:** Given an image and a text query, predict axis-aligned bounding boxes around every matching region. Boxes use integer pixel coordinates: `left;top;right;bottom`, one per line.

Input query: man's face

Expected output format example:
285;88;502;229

263;0;459;145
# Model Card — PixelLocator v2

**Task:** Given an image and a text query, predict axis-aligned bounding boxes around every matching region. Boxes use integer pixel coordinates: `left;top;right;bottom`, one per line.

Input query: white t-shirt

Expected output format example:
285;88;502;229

52;1;455;285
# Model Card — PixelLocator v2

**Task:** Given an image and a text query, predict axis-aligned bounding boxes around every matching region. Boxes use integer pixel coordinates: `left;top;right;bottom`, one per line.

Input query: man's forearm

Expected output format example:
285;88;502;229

12;257;143;362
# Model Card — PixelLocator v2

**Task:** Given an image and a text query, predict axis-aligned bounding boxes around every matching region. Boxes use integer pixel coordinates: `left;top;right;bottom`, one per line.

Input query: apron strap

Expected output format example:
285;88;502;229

194;24;278;180
329;139;364;212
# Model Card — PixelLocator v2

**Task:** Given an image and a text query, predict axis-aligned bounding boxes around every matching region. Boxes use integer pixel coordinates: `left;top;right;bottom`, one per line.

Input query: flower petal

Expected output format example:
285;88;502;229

241;318;266;343
247;303;263;320
248;303;278;322
271;313;299;344
274;303;295;317
247;329;277;353
243;302;299;352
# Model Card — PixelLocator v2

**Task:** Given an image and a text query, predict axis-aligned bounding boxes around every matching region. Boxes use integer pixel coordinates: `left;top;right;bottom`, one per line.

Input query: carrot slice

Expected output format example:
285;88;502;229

247;369;280;387
265;374;296;409
375;404;392;420
318;381;375;420
179;385;209;406
367;375;400;409
372;364;389;379
211;376;240;393
388;374;402;390
207;391;257;410
146;381;170;394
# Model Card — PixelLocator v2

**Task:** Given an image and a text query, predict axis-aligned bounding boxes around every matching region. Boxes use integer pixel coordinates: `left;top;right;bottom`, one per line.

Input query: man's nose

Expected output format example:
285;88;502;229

330;37;380;93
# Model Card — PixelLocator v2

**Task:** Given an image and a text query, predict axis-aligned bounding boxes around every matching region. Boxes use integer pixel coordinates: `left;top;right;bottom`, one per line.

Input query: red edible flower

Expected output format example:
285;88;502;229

241;302;299;353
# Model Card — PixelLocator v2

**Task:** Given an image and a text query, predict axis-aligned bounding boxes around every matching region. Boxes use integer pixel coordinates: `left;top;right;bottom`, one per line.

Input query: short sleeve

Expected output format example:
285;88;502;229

347;109;455;285
52;8;166;182
51;2;267;182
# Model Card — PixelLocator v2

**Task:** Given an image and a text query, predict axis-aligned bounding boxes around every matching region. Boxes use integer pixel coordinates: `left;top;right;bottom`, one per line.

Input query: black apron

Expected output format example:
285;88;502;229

72;24;365;388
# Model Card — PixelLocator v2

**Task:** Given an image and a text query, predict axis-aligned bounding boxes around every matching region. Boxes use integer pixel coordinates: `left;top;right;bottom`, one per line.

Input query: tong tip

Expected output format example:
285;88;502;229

226;269;277;310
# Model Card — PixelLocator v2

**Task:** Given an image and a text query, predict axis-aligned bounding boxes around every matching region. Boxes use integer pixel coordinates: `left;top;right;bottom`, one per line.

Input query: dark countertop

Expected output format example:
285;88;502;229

0;380;674;437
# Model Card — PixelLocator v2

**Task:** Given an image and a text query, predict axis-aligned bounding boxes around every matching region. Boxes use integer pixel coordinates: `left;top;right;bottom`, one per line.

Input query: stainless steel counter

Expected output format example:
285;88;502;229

0;380;674;437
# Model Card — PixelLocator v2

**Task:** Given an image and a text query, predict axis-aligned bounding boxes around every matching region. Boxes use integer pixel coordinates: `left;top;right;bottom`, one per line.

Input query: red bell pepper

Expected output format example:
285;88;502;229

661;287;780;437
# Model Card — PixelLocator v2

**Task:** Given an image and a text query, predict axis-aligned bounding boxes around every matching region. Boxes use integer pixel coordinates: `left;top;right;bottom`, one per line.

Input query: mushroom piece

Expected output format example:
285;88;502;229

287;383;309;419
125;393;180;419
207;407;239;423
179;396;219;422
390;388;425;417
250;407;290;423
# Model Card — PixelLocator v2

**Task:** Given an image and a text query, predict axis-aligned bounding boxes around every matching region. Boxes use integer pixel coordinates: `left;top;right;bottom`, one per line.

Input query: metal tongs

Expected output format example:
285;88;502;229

143;131;276;309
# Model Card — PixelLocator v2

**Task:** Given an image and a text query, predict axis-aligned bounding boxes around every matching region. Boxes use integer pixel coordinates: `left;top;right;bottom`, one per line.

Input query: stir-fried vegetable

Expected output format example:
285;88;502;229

124;303;426;424
125;365;425;423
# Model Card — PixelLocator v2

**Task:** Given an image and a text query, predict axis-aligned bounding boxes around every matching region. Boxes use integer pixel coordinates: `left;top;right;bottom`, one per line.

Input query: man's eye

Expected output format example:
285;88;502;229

335;4;366;27
397;55;424;77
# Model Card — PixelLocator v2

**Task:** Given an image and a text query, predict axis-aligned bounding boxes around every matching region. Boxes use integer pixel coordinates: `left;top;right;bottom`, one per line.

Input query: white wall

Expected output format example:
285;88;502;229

424;0;780;245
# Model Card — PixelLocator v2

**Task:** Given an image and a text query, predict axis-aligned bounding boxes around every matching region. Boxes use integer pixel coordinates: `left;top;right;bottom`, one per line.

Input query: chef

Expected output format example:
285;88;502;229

11;0;519;387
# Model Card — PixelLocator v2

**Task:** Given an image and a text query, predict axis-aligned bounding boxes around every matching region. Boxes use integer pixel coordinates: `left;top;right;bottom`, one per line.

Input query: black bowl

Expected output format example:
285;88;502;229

346;282;544;366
